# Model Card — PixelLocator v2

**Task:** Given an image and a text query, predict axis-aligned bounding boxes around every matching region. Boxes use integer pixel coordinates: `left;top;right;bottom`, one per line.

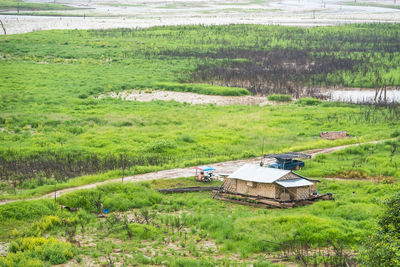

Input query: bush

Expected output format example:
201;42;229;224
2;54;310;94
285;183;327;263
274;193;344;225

267;94;292;102
129;223;160;240
0;200;55;221
150;82;250;96
2;237;76;266
391;129;400;138
360;192;400;266
28;216;61;237
147;139;177;152
57;183;162;213
296;97;322;106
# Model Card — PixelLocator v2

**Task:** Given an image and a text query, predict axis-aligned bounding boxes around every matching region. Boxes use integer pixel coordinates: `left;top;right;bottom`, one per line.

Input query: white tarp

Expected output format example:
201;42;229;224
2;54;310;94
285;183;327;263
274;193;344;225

228;164;291;183
275;178;313;188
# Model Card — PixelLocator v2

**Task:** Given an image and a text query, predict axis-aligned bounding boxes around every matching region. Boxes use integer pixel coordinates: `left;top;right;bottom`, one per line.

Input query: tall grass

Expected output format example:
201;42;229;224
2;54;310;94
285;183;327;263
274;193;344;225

267;94;292;102
299;139;400;179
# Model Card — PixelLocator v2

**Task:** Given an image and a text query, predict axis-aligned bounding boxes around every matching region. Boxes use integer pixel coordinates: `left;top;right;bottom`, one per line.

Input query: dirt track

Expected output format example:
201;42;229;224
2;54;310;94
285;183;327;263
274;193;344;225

101;90;271;106
0;140;385;206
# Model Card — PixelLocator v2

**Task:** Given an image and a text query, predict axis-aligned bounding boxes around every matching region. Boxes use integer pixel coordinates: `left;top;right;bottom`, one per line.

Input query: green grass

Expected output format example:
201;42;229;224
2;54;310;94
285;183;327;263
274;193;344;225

1;24;400;200
2;23;400;267
0;24;398;195
299;139;400;179
150;82;250;96
1;176;398;265
267;94;292;102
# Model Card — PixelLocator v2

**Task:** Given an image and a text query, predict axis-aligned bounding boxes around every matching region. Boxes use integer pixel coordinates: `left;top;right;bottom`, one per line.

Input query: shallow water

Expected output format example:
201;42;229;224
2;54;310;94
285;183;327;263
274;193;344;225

326;90;400;103
1;0;400;34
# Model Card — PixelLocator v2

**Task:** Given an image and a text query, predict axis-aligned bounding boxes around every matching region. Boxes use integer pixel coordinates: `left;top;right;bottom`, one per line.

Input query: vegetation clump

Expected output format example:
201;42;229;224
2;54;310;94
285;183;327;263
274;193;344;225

296;97;322;106
267;94;292;102
0;237;76;266
360;192;400;266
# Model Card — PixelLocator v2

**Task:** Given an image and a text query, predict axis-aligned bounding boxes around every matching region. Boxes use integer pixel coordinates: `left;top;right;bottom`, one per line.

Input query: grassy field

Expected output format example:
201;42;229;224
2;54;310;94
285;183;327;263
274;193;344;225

1;24;400;199
0;135;399;265
300;139;400;180
0;173;398;266
1;24;400;265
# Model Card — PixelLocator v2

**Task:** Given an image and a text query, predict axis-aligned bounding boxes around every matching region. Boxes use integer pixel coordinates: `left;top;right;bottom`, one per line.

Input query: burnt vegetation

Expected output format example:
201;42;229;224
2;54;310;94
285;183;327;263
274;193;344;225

189;48;358;96
0;150;173;188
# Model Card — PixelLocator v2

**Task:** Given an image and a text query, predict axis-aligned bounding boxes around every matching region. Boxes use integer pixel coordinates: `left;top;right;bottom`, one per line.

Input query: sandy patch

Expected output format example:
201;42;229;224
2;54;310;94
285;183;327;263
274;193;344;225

0;242;9;256
100;90;271;106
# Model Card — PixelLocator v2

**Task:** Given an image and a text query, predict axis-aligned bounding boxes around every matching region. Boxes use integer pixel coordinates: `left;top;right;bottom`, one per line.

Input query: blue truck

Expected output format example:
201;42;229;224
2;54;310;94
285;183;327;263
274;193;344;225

269;158;305;170
263;152;311;171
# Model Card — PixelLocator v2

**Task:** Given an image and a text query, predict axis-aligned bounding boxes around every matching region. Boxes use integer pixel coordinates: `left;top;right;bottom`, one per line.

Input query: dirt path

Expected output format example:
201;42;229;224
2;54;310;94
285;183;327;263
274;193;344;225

0;140;386;206
100;90;272;106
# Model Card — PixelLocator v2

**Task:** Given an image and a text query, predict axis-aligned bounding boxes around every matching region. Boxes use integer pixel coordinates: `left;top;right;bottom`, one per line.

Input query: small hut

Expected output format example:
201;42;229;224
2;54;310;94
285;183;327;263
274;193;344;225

223;164;318;201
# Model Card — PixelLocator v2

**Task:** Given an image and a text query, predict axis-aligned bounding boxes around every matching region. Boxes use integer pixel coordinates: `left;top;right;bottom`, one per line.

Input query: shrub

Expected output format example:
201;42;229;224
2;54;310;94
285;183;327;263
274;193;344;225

391;129;400;138
28;216;61;237
3;237;76;266
181;135;195;143
360;192;400;266
296;97;322;106
151;82;250;96
147;140;177;152
267;94;292;102
0;200;55;221
57;183;162;213
129;223;160;240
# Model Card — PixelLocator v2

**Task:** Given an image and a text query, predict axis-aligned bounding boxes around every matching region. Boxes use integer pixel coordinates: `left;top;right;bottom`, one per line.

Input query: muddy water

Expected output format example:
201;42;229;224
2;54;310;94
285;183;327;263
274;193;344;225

1;0;400;34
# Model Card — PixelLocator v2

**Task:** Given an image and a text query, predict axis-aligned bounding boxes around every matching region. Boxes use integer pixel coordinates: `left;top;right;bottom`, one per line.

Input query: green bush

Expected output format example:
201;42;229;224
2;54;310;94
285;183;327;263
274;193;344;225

57;182;162;213
267;94;292;102
1;237;76;266
150;82;250;96
168;257;216;267
0;200;55;221
296;97;322;106
391;129;400;138
28;215;61;237
147;139;177;152
129;223;160;240
360;192;400;266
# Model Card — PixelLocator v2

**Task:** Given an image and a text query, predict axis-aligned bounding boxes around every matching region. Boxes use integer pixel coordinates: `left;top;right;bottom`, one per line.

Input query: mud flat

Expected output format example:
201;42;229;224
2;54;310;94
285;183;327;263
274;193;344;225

100;90;271;106
1;0;400;34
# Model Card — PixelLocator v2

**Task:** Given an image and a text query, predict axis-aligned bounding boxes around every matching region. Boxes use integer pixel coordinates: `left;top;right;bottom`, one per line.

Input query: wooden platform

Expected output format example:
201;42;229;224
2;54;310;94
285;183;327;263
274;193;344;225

157;186;220;193
213;191;333;209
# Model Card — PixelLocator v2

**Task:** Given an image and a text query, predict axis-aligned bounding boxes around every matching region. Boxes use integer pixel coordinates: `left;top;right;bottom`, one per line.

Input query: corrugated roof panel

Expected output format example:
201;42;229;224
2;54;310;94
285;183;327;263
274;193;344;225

228;164;291;183
197;166;214;171
275;178;313;188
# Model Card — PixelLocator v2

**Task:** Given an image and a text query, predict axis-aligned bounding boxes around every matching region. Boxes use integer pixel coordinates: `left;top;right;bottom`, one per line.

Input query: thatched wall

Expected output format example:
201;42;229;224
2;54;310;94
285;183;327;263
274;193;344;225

223;178;275;198
224;176;316;201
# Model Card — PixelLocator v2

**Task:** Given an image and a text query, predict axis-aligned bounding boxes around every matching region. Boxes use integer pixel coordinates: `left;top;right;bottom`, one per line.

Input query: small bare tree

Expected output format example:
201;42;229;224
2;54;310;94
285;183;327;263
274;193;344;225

0;19;5;35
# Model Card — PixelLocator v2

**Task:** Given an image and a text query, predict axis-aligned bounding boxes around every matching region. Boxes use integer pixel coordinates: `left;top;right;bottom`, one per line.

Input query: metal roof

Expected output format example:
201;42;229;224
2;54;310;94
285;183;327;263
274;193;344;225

275;178;314;188
264;152;311;160
195;166;214;171
228;164;291;183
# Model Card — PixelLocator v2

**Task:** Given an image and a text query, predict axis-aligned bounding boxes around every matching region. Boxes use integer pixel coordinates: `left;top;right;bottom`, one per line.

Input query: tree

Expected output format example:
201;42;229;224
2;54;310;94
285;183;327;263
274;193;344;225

0;19;6;35
360;192;400;266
